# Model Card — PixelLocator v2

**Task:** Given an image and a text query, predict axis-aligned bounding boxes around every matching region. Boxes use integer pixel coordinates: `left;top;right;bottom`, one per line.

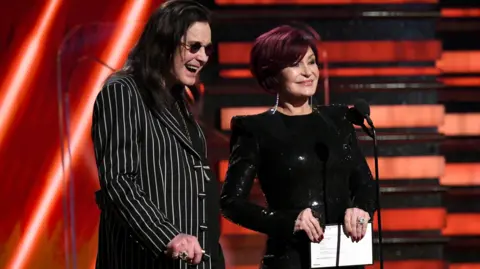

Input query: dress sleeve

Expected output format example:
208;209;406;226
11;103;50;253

220;116;302;238
347;124;378;219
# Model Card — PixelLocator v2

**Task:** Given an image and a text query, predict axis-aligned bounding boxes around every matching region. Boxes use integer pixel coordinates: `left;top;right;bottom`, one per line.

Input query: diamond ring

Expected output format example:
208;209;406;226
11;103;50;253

357;217;366;225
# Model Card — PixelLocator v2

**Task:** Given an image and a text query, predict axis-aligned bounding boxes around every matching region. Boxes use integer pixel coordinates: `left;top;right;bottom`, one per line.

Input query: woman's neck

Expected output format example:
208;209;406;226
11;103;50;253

276;101;312;116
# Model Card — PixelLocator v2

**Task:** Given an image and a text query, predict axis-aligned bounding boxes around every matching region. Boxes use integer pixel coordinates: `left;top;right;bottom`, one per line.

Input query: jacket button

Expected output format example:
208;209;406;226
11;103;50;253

198;192;206;199
200;224;208;231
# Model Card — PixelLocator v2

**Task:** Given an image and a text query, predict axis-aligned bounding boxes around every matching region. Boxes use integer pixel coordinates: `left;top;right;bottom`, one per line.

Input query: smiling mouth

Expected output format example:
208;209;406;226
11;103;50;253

185;64;199;73
298;80;313;85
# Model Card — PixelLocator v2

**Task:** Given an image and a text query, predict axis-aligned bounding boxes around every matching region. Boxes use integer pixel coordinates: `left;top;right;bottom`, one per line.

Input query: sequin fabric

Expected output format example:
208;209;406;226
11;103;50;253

220;105;377;269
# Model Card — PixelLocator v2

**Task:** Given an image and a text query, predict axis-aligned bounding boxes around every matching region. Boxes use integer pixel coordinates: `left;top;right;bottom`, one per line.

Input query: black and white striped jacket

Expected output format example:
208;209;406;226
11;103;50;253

91;74;222;269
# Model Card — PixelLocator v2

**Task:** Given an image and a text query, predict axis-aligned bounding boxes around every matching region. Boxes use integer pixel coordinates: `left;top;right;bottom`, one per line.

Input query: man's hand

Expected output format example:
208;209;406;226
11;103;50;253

165;234;204;264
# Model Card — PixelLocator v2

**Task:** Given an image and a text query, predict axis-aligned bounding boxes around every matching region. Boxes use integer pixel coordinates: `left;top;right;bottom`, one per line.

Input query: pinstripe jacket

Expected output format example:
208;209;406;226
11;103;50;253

91;74;223;269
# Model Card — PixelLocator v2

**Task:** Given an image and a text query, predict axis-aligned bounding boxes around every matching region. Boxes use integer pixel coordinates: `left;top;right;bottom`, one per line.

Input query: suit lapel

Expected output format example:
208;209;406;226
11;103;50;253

151;108;202;160
194;120;208;156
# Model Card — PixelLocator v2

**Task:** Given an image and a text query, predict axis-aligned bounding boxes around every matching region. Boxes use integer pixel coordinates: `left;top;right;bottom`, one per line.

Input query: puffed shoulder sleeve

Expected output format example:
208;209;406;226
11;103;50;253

220;116;301;238
228;116;259;166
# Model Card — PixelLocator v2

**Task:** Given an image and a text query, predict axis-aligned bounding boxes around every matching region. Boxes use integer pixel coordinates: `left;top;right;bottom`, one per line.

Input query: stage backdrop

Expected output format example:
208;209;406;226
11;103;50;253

0;1;479;269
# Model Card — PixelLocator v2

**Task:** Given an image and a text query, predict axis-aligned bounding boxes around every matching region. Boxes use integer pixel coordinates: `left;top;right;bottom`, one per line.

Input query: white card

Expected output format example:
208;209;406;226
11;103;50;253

310;223;374;268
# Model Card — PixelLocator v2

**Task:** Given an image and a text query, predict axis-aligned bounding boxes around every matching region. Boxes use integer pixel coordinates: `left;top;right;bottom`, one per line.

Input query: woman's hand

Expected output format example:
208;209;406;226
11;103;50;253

344;207;370;242
294;208;323;242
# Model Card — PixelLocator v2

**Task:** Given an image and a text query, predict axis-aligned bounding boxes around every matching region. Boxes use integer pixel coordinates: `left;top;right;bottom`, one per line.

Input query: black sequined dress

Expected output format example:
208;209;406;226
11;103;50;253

220;105;377;269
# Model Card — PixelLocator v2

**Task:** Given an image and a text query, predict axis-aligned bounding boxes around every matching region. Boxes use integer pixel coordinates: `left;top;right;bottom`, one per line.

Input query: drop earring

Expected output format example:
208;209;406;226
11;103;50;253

272;93;279;113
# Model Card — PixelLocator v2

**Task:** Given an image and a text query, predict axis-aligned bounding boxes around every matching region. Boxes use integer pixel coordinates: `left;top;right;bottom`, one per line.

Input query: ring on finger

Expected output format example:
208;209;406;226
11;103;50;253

179;251;188;260
357;217;366;225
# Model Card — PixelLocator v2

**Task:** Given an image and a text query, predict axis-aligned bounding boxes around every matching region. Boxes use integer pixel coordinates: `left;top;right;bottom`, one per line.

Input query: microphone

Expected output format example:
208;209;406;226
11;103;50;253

353;99;374;128
346;106;373;138
349;99;383;269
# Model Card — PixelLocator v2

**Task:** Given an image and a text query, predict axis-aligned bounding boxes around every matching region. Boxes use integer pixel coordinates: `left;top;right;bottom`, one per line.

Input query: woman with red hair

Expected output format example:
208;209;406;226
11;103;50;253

220;24;377;269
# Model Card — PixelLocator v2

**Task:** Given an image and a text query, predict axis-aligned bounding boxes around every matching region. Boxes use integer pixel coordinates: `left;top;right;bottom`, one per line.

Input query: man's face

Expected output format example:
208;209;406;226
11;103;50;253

171;21;212;86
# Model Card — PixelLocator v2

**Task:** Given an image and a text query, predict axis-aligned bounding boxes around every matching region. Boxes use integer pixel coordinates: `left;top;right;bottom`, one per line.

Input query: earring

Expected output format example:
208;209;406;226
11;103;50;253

272;93;279;113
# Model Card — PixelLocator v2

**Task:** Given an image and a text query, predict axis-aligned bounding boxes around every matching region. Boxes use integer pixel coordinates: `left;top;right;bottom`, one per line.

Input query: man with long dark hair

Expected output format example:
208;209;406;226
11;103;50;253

91;1;224;268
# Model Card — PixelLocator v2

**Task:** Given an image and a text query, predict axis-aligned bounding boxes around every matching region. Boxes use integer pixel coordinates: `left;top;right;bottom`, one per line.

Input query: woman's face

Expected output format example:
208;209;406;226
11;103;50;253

278;47;319;100
172;21;212;86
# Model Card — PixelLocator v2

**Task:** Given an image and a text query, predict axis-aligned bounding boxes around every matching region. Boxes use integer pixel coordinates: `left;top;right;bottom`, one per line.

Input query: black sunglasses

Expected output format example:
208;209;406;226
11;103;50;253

182;42;214;57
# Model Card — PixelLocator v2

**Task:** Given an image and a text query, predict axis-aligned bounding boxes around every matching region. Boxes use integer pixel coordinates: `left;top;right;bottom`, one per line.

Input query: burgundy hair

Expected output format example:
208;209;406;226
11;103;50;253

250;24;321;94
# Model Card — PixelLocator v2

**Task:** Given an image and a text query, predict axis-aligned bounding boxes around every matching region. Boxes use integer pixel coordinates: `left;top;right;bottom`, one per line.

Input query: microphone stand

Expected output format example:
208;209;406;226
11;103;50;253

366;120;383;269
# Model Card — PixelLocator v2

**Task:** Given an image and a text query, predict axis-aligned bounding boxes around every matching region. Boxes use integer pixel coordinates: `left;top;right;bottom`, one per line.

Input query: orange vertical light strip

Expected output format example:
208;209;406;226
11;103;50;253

91;257;97;269
4;2;149;269
0;0;62;148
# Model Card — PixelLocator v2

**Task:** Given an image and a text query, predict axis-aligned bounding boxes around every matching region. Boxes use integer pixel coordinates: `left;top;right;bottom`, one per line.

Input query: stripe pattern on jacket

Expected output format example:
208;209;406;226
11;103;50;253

91;74;213;269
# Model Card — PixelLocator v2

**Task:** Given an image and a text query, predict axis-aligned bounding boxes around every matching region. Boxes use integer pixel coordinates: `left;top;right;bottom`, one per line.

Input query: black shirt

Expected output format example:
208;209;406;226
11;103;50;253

169;87;205;156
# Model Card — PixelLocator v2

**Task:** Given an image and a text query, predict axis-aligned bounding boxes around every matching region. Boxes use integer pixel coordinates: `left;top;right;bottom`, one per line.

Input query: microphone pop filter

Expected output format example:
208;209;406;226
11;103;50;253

346;107;365;126
354;99;370;117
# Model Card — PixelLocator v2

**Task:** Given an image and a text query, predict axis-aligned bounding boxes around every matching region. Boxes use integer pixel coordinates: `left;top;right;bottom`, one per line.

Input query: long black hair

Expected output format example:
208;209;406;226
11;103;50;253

122;0;211;111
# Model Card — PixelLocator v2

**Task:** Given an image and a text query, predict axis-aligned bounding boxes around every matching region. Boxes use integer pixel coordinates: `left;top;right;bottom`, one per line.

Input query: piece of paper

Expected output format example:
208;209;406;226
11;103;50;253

310;223;373;268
